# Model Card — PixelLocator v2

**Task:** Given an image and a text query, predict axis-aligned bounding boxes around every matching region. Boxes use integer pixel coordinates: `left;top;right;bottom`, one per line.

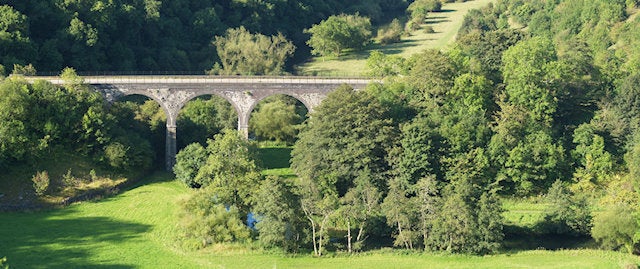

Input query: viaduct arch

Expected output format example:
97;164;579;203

30;76;373;170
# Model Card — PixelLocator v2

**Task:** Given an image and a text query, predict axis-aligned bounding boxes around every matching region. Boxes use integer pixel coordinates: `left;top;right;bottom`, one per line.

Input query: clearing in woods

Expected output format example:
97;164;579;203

296;0;497;76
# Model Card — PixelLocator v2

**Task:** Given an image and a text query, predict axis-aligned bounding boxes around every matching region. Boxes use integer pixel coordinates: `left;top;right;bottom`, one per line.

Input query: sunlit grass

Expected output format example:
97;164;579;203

296;0;497;76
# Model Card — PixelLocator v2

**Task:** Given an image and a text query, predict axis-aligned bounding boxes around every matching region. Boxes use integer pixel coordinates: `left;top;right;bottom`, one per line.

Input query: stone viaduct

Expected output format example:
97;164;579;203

30;76;373;170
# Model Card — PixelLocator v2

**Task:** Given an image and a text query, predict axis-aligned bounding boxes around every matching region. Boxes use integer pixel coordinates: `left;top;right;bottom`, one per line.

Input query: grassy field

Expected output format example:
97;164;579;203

1;173;639;268
296;0;496;76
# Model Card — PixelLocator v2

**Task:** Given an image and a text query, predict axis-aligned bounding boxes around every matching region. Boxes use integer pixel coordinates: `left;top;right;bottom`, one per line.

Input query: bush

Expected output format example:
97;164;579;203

424;25;435;34
32;171;49;196
537;180;592;236
103;134;153;171
376;19;404;45
591;205;639;253
178;189;251;250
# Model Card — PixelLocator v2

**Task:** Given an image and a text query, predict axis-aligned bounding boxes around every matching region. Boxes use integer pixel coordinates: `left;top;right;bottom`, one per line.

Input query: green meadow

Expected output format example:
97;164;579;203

1;172;638;268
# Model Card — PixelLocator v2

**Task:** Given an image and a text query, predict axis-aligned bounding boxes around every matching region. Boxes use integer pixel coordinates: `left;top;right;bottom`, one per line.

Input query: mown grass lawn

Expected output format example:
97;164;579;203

296;0;496;76
1;172;639;268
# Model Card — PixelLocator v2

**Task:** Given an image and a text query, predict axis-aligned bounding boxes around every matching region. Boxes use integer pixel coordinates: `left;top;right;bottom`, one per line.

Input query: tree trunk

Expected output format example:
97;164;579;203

347;218;352;253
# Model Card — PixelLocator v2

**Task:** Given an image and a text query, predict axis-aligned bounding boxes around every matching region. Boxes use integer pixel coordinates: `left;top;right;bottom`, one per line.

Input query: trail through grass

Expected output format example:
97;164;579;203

296;0;496;76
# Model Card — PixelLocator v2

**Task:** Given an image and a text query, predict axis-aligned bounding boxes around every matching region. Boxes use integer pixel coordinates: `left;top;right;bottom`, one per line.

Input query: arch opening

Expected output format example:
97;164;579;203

248;94;309;145
108;94;167;170
176;94;238;150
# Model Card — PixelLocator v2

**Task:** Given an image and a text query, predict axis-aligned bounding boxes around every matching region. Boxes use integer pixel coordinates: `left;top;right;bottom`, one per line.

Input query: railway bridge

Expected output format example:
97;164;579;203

30;75;373;170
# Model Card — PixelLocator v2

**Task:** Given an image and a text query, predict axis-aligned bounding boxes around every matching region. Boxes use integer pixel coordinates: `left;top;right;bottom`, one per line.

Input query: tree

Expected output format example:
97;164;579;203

382;176;420;249
174;143;207;188
292;85;394;254
339;170;382;252
212;26;295;75
0;78;31;167
571;124;614;192
405;49;458;107
178;188;250;250
299;175;338;256
408;0;442;23
32;170;50;196
250;97;302;144
591;204;639;253
194;130;261;216
425;179;504;254
365;50;406;77
178;97;236;148
305;14;372;57
0;5;35;71
538;180;592;235
292;85;394;196
254;176;306;252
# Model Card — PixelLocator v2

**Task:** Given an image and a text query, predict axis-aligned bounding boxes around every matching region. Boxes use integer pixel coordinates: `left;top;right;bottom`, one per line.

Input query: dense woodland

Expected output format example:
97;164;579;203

2;0;640;257
0;0;407;73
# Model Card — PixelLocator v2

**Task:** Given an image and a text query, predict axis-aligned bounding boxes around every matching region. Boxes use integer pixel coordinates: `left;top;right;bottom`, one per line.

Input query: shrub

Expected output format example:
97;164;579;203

62;169;77;187
178;188;250;250
32;171;49;196
537;180;592;236
424;25;435;34
376;19;404;45
591;205;639;253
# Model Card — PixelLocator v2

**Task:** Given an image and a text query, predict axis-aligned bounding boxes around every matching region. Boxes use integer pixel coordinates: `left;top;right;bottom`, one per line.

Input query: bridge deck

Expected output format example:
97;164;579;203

26;75;374;86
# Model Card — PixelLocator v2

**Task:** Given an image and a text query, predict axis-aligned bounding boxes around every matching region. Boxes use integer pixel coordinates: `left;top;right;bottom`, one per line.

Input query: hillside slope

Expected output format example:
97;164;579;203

297;0;496;76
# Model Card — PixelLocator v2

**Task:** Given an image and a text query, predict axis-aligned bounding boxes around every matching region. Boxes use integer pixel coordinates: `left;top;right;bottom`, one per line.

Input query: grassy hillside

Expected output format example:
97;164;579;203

1;172;639;268
296;0;496;76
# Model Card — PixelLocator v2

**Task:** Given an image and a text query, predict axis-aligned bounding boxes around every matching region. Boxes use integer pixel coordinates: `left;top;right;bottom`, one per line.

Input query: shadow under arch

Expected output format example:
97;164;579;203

175;93;238;149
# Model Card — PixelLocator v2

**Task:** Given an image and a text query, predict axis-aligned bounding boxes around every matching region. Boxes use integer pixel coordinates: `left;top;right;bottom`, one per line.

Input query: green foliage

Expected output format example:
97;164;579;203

102;134;153;172
408;0;442;23
194;130;261;215
0;5;34;71
179;188;250;250
0;78;31;166
571;124;614;192
376;18;404;45
538;180;592;236
366;51;406;77
382;177;420;249
0;256;6;269
501;36;558;123
178;97;236;148
292;85;394;197
254;176;306;252
455;29;525;83
250;97;302;144
425;180;503;254
173;143;207;188
11;64;35;75
306;14;372;57
31;171;49;196
212;26;295;75
591;204;639;253
340;170;383;252
405;49;458;106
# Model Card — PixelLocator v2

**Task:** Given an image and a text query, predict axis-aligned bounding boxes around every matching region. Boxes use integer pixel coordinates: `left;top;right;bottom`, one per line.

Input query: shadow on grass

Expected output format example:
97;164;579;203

425;19;452;24
257;147;293;169
0;208;151;268
503;224;594;251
